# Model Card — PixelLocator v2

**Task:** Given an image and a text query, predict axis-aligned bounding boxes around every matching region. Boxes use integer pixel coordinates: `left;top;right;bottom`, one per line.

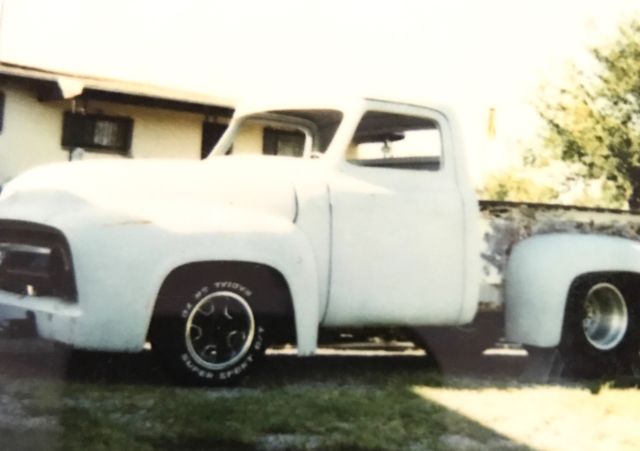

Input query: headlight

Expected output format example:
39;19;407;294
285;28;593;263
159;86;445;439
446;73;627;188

0;222;77;300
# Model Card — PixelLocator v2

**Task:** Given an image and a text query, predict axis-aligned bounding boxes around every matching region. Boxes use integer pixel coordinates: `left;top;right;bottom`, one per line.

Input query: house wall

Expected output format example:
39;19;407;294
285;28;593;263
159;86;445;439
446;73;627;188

0;80;67;183
231;122;263;155
88;99;203;160
0;79;229;184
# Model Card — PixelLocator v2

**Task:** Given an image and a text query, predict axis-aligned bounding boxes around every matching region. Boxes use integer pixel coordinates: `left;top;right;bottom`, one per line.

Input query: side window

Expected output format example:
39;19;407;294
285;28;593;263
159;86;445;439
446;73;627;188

348;111;442;170
262;127;305;157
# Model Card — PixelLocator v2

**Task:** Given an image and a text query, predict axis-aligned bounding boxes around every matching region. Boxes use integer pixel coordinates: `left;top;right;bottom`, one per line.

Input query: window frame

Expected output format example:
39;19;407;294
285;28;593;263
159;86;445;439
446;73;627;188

61;112;134;156
346;109;443;171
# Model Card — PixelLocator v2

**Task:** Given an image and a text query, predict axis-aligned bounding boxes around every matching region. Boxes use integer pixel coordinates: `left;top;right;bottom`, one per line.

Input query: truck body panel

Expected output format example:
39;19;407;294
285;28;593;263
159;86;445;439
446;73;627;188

505;233;640;347
480;201;640;288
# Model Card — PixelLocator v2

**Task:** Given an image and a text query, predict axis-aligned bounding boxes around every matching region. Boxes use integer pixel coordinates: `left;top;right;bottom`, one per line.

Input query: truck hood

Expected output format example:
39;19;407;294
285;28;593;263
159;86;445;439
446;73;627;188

0;157;320;228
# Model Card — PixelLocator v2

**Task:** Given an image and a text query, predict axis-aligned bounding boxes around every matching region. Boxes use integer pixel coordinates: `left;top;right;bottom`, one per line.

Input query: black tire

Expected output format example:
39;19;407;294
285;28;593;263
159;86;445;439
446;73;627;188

559;275;640;379
152;277;268;385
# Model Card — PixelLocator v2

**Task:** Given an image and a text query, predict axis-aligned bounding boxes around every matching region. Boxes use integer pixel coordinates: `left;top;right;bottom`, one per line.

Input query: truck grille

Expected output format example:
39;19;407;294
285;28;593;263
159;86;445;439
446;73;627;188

0;221;77;301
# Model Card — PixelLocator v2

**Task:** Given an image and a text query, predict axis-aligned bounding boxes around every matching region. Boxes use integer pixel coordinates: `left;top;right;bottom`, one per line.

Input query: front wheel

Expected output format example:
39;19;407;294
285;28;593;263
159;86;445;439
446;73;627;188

152;279;267;385
559;276;639;379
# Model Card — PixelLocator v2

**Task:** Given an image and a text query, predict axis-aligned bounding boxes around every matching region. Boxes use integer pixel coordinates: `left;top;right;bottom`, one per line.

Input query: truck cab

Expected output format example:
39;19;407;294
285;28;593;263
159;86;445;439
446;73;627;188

212;98;481;328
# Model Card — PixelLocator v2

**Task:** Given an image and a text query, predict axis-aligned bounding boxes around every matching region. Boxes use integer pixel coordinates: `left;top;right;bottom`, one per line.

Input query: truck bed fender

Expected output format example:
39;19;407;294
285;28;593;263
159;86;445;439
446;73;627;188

504;233;640;347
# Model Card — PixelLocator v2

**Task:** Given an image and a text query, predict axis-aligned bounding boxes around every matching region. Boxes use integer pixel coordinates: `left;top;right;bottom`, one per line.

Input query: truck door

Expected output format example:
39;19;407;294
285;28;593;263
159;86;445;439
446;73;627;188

324;105;466;326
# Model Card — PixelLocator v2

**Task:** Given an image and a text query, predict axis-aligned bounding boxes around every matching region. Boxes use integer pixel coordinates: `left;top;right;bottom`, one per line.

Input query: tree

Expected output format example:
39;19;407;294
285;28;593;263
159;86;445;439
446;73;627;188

478;171;559;203
539;19;640;209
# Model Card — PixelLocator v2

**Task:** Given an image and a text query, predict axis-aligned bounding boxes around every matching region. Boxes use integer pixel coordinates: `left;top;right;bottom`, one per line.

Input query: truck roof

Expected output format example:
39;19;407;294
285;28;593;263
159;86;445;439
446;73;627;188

233;95;455;119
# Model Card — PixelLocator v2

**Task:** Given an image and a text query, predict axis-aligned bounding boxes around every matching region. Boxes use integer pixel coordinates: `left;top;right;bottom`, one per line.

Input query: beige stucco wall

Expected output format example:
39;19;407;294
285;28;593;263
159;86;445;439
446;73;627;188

0;81;67;183
231;122;263;155
86;99;203;160
0;80;228;184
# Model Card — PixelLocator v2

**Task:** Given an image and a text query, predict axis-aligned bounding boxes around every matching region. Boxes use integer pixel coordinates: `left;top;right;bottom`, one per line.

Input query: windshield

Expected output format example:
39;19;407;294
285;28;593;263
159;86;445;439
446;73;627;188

217;109;343;158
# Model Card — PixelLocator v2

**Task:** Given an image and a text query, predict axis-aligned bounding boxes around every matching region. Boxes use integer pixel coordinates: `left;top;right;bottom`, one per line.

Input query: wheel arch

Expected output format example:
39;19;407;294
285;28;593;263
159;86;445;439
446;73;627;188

505;233;640;347
148;261;296;344
146;251;322;355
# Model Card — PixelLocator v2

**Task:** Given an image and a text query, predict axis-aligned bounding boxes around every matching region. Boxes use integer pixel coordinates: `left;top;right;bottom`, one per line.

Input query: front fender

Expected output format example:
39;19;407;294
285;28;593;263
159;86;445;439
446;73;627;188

147;212;321;355
62;208;320;354
505;233;640;347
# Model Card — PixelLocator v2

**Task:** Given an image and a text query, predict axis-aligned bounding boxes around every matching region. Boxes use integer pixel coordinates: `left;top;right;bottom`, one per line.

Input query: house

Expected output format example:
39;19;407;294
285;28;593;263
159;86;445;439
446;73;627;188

0;63;235;185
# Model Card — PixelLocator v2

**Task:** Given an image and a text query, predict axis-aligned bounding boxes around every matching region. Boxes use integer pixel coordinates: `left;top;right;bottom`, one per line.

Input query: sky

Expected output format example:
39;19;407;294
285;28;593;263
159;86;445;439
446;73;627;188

0;0;638;182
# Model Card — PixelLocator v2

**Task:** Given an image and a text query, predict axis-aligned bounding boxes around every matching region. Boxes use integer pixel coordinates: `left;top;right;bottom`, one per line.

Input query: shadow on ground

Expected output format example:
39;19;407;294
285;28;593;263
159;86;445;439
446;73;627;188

0;339;529;387
3;341;638;450
0;341;534;451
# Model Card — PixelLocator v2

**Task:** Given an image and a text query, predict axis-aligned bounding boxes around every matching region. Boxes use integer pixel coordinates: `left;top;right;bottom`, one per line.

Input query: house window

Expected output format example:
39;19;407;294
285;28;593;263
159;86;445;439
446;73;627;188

263;127;305;157
201;121;228;159
62;112;133;155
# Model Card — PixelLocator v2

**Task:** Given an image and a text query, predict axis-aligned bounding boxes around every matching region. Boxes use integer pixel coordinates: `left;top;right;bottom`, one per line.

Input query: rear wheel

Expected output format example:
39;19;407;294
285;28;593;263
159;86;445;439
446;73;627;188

559;276;639;379
152;278;267;385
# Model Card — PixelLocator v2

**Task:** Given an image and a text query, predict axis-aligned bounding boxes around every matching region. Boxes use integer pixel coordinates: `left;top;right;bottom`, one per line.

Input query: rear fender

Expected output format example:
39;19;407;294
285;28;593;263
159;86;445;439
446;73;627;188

505;233;640;347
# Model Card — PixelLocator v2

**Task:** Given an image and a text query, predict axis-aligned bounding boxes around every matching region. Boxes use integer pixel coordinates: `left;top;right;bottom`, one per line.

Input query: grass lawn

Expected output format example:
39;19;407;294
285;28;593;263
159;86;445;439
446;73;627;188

1;347;639;450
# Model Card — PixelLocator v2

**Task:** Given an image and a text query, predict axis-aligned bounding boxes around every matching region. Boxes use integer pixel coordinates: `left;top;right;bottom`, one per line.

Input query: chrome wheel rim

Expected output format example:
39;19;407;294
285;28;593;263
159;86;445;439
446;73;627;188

581;283;628;351
185;291;255;370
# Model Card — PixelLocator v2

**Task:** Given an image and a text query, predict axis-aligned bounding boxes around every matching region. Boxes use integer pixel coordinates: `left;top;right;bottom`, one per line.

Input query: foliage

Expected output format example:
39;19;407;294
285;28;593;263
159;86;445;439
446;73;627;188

539;19;640;209
478;171;559;203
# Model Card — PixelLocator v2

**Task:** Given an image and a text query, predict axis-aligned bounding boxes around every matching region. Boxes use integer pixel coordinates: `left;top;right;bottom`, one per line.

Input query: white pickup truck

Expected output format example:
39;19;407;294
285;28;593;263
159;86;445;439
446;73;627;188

0;97;639;384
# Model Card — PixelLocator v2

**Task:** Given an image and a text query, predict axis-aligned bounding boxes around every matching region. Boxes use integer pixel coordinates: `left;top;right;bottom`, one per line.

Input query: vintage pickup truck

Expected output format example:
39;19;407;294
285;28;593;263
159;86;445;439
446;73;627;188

0;97;639;384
